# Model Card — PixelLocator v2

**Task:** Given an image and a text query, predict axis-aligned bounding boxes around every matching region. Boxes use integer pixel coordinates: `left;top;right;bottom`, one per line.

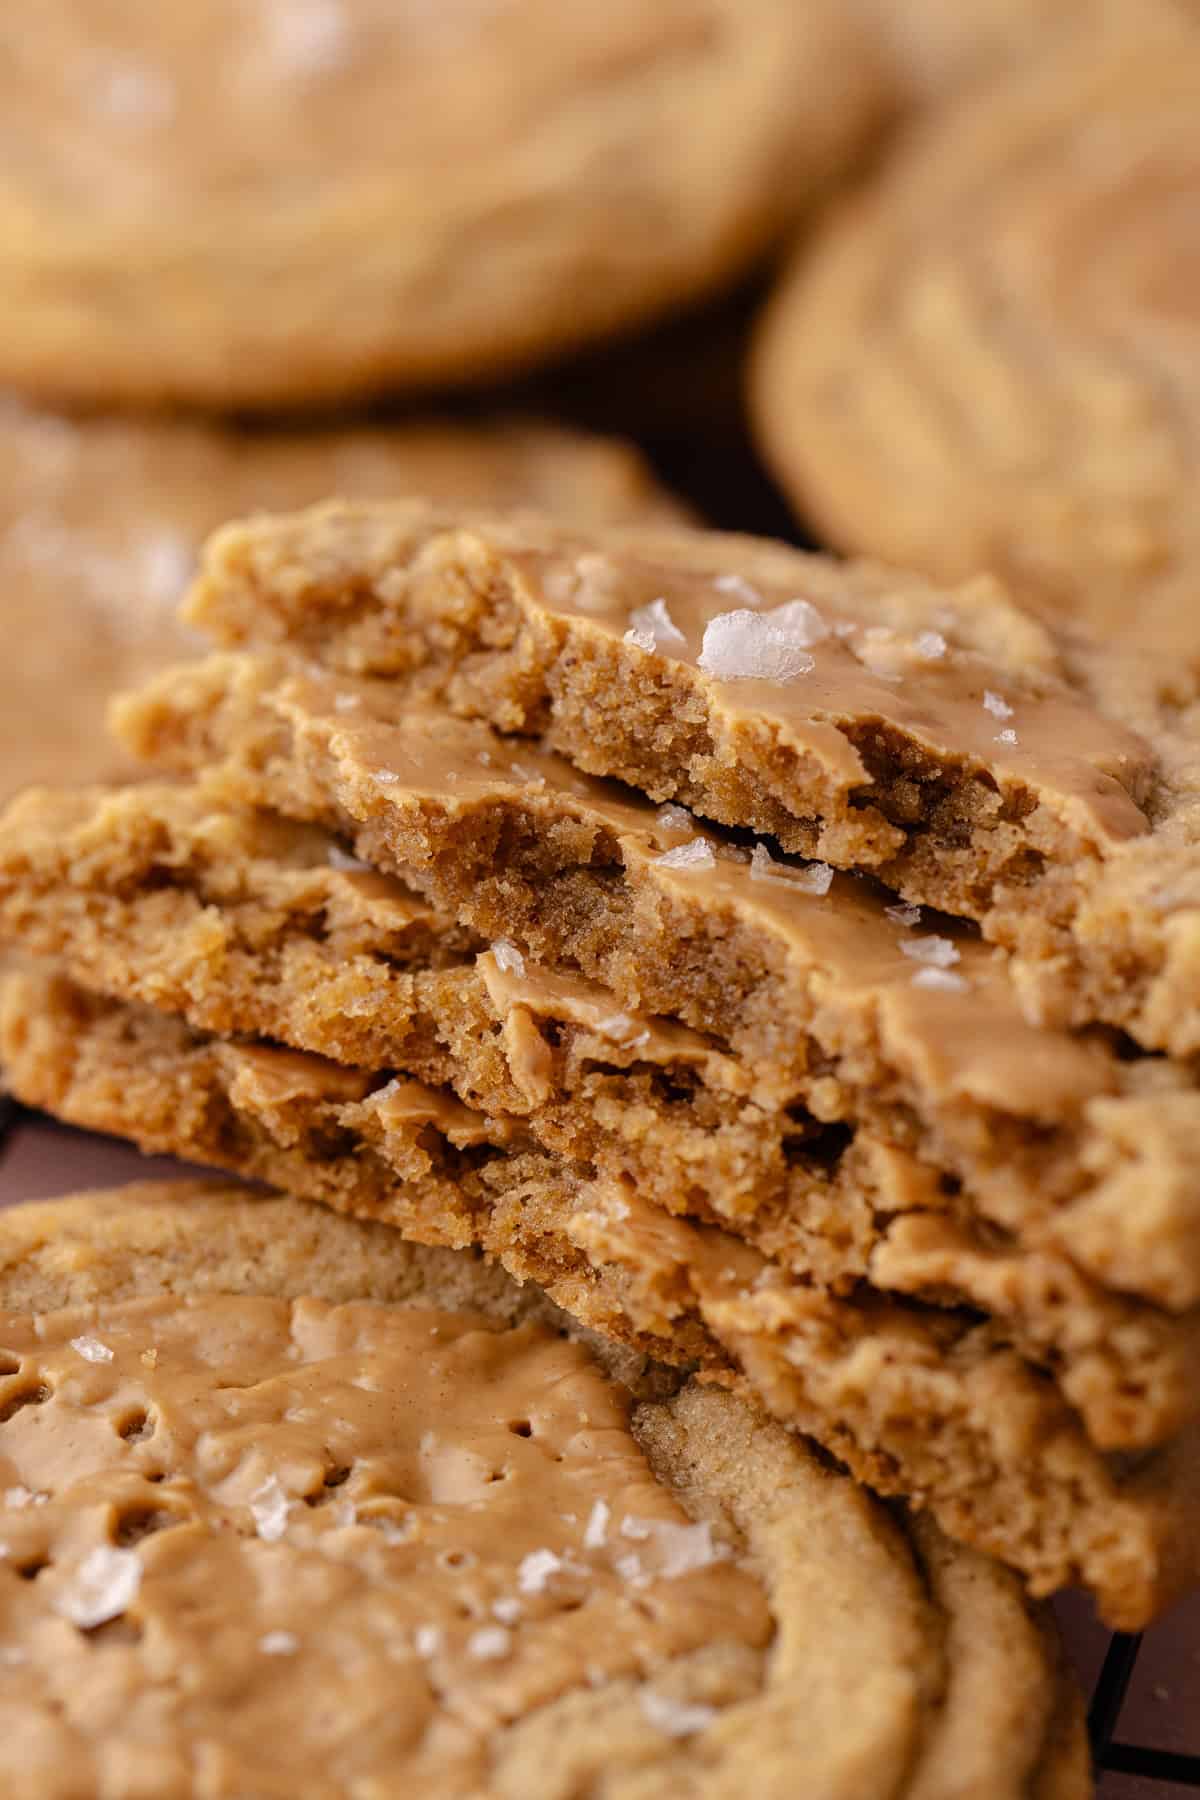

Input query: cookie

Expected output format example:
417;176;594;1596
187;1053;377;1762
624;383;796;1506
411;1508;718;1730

0;962;1193;1632
0;406;686;806
0;2;883;410
752;39;1200;653
1;779;1197;1455
0;1181;1090;1798
850;0;1191;104
165;503;1200;1054
109;651;1200;1314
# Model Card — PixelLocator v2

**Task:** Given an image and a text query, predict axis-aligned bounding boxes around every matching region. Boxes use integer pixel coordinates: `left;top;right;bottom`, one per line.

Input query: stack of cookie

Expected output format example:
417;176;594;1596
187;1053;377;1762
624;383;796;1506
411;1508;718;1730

2;502;1197;1644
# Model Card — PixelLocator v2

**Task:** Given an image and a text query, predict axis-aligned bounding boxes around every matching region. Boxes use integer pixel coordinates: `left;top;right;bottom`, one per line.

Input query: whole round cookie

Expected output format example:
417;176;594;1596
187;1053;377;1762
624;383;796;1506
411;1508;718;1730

752;38;1200;651
0;404;686;803
0;1180;1088;1799
0;2;883;411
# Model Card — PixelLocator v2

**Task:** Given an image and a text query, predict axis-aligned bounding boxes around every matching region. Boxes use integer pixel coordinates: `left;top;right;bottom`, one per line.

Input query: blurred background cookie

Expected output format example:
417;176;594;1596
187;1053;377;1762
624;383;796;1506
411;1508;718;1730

0;404;686;802
751;36;1200;651
0;1;884;411
850;0;1196;106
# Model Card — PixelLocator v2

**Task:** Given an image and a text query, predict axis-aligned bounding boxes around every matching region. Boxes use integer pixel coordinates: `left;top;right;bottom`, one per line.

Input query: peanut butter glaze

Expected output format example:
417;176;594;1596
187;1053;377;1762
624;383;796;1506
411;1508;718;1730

0;1294;767;1795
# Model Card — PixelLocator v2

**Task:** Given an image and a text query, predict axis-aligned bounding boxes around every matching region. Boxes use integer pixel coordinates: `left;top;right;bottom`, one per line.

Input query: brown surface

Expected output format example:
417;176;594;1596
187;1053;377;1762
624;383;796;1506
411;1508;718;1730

0;1;884;410
753;35;1200;655
0;402;688;806
1;780;1196;1455
0;1172;1089;1797
2;959;1196;1635
161;500;1200;1057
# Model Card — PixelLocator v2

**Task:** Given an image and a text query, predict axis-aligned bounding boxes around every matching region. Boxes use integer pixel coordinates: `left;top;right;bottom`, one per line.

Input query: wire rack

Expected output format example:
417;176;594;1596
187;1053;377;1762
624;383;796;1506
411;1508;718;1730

1;1097;1197;1792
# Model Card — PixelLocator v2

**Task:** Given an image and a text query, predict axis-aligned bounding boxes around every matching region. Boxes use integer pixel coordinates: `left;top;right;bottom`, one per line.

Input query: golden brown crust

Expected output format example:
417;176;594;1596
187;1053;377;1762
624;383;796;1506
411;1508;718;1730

0;961;1188;1632
0;403;687;805
0;2;883;409
160;499;1200;1057
1;781;1197;1450
0;1182;1087;1797
753;36;1200;653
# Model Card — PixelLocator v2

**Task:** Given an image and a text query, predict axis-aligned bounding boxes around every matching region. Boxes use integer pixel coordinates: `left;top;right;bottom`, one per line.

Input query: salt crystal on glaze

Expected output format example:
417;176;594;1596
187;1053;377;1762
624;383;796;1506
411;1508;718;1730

54;1546;141;1630
70;1335;113;1364
912;968;970;994
334;693;360;712
583;1500;610;1549
655;840;715;872
518;1549;564;1594
995;728;1019;747
656;804;694;832
4;1487;42;1510
640;1691;718;1738
468;1627;511;1660
249;1475;291;1543
982;690;1014;720
595;1013;650;1048
749;844;833;893
492;940;526;978
698;610;815;682
492;1597;522;1625
373;769;401;785
885;902;922;928
713;573;763;608
768;598;829;646
625;597;687;653
914;631;947;660
900;935;960;969
260;1631;299;1656
414;1625;443;1658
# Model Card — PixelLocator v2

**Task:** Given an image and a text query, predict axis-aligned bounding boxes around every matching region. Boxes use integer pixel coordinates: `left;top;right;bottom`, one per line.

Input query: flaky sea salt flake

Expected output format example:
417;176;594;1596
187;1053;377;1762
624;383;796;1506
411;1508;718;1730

900;935;960;969
749;845;833;894
994;728;1019;747
914;631;947;660
250;1475;292;1543
655;839;715;872
327;844;371;872
414;1625;443;1658
885;903;922;928
768;598;829;646
640;1690;717;1738
492;1597;522;1624
469;1627;511;1660
71;1335;113;1364
912;968;970;994
655;804;694;832
54;1546;141;1630
697;611;815;682
713;573;763;608
583;1499;610;1549
260;1630;299;1655
492;939;526;978
625;597;687;654
518;1548;564;1594
982;690;1014;720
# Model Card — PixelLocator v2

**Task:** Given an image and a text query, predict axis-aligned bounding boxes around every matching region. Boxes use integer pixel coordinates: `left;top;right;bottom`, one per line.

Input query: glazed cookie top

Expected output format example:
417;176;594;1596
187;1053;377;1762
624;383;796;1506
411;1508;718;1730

156;501;1200;1053
0;1;883;409
752;38;1200;652
0;404;685;804
0;1183;1087;1798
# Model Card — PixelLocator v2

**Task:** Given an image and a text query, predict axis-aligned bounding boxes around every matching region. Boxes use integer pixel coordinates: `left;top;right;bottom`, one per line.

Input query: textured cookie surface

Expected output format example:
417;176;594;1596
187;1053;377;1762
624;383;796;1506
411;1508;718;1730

753;40;1200;652
850;0;1193;103
0;404;684;804
2;779;1199;1456
0;1;882;409
1;964;1194;1633
0;1182;1088;1797
165;503;1200;1055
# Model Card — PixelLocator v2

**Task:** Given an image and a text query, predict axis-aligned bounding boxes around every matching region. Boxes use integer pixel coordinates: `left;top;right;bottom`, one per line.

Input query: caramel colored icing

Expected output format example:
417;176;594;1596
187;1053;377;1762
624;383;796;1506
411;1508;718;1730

0;1295;766;1794
116;653;1116;1124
